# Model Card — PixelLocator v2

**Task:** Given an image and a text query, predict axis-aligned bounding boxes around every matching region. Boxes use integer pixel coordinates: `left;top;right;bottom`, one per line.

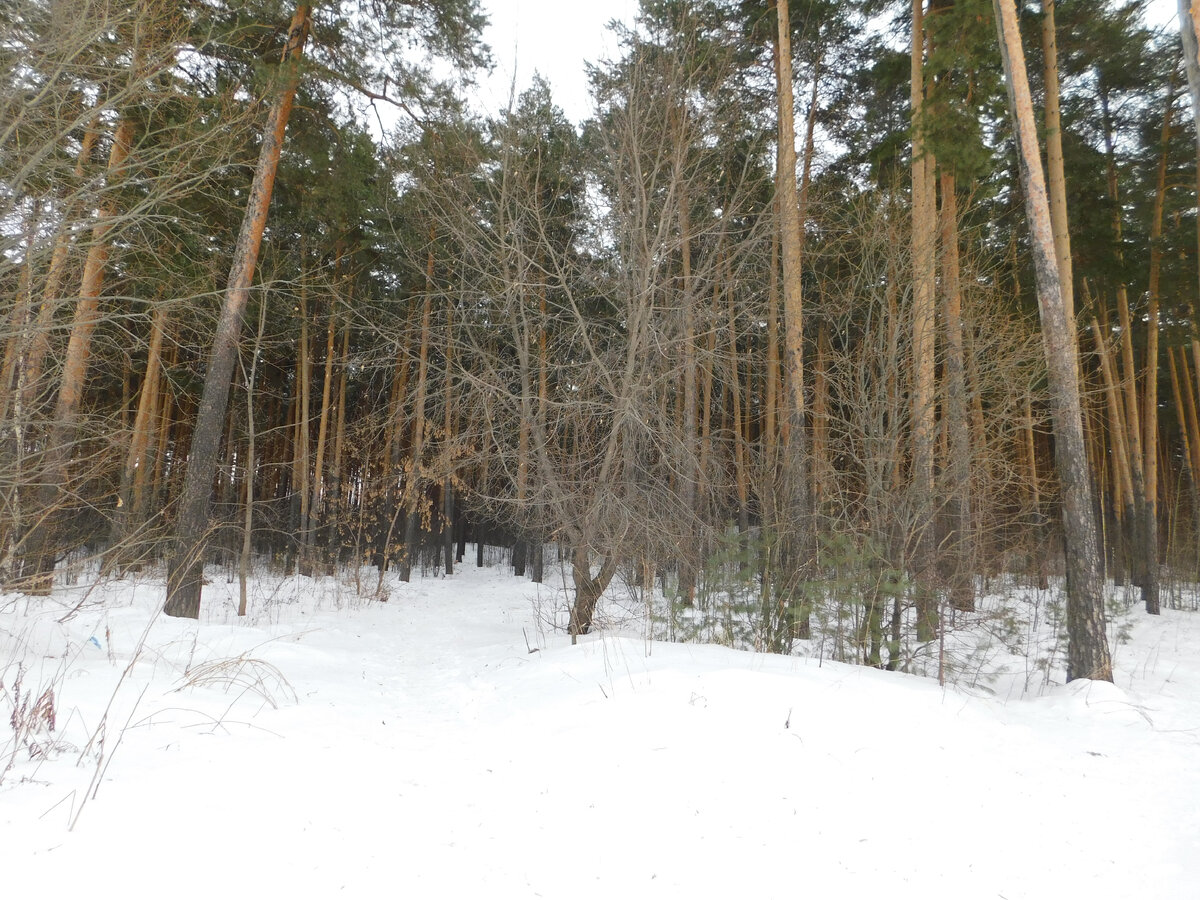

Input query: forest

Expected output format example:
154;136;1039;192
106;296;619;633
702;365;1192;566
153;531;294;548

3;0;1199;684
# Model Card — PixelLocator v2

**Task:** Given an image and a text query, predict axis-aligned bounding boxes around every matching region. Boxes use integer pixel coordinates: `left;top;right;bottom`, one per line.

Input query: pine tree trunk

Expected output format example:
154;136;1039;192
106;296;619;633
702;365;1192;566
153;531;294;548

326;318;349;573
165;5;311;618
18;116;135;593
294;274;312;573
401;244;436;582
678;174;698;604
1139;76;1176;615
1041;0;1075;324
939;171;974;611
911;0;939;640
993;0;1112;682
302;301;336;577
106;302;168;572
239;294;268;617
773;0;814;643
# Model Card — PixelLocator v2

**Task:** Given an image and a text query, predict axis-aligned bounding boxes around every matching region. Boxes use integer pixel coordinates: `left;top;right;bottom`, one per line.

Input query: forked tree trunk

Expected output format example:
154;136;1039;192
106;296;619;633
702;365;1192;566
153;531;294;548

568;547;619;637
165;5;312;618
993;0;1113;682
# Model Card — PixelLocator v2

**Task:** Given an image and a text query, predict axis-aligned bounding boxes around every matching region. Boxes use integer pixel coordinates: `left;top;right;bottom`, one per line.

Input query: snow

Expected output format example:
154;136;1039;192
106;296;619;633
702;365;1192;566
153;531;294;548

3;558;1198;898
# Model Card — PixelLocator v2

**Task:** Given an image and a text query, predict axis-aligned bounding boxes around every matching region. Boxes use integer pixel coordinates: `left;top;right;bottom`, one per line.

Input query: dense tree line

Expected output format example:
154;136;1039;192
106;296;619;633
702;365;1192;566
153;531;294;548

2;0;1198;680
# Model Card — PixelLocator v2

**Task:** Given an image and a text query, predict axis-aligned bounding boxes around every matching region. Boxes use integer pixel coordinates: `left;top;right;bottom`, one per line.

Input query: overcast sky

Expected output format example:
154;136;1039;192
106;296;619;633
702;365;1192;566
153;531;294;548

473;0;638;124
470;0;1183;126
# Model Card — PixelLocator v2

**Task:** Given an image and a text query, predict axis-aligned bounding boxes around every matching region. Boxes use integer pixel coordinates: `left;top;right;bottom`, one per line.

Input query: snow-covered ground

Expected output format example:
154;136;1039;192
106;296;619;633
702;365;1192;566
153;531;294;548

2;557;1198;898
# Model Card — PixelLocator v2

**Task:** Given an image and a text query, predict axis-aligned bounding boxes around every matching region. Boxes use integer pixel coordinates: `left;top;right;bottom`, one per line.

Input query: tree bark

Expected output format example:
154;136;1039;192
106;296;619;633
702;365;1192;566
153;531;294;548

911;0;939;639
568;547;619;637
993;0;1112;682
165;5;312;618
18;116;136;592
1140;75;1175;615
106;302;168;572
1041;0;1075;325
772;0;814;643
939;171;974;611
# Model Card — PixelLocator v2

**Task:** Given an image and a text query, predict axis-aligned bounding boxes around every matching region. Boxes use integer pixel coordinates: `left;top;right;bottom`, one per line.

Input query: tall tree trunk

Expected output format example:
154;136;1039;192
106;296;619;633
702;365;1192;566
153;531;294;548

302;300;337;577
239;295;269;617
1180;1;1200;146
1139;74;1176;615
678;175;698;604
911;0;939;639
939;171;974;611
772;0;814;644
326;304;350;573
165;5;312;618
401;243;436;582
16;119;102;423
993;0;1113;682
1092;318;1137;541
1041;0;1075;325
442;290;455;576
1171;347;1200;502
106;302;168;572
726;261;749;534
293;272;312;573
18;116;136;592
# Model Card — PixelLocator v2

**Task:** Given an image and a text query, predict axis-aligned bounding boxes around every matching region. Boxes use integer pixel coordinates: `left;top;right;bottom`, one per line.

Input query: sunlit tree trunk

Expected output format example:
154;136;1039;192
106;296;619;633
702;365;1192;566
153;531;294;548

105;302;168;572
911;0;939;639
1042;0;1075;325
19;115;136;592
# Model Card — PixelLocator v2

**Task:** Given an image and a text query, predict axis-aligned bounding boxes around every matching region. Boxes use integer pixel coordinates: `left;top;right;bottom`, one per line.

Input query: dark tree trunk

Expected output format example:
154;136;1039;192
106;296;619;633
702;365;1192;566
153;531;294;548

165;6;311;618
512;538;527;577
568;548;619;637
442;483;454;575
531;539;544;584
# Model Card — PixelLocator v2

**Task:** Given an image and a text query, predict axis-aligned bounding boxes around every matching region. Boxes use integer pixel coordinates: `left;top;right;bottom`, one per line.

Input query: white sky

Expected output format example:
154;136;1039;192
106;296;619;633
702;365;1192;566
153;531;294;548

469;0;1183;126
473;0;639;124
